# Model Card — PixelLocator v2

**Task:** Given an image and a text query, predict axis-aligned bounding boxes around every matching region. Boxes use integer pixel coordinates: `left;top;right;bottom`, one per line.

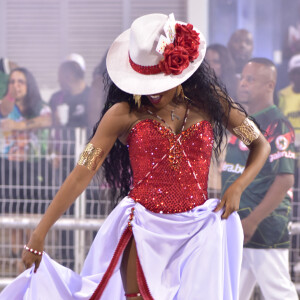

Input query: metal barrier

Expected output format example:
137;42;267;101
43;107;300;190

0;127;300;298
0;127;112;288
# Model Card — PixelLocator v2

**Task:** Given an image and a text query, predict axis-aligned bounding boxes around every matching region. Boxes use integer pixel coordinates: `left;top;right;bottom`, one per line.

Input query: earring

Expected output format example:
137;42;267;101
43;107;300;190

133;94;141;108
176;85;184;99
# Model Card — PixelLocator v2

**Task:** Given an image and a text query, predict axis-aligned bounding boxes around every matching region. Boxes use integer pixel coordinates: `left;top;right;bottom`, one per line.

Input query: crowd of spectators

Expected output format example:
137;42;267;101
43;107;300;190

0;53;105;272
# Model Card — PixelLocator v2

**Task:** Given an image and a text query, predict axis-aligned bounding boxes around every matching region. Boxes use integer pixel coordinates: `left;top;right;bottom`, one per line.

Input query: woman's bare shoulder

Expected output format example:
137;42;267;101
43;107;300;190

103;101;138;123
105;101;131;116
98;101;137;138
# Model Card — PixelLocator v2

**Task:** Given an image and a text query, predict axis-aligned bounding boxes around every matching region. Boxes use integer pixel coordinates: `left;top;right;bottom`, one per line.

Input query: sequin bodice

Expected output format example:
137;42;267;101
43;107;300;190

128;119;214;214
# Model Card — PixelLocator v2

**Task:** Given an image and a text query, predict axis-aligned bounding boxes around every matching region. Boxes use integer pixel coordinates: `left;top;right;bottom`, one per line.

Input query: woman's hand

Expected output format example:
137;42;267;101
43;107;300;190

0;88;17;117
22;233;44;273
7;83;18;100
214;182;242;219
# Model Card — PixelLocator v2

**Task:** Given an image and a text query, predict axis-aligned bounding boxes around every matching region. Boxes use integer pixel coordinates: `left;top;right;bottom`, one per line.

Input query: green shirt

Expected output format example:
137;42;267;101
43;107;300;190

222;105;296;248
0;72;8;99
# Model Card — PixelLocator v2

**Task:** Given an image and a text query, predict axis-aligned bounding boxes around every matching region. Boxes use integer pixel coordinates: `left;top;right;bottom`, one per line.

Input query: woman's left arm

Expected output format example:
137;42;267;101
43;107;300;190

214;105;271;219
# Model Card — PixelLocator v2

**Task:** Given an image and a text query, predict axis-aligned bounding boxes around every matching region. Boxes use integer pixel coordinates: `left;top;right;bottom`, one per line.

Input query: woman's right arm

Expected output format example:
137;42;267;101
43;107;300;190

22;102;133;271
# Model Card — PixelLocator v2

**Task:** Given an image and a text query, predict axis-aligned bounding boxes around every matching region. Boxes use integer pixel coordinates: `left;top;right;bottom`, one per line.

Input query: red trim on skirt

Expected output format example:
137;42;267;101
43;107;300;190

136;255;154;300
90;227;133;300
89;225;154;300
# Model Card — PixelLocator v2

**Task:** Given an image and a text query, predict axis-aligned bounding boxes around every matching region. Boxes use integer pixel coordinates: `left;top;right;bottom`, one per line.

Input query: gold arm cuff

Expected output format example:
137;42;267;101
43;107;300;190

233;118;260;146
77;143;104;171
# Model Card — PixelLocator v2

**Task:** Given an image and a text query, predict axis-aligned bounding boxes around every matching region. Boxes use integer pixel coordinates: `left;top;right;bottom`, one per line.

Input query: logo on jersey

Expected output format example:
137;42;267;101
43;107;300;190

269;150;296;162
222;162;245;174
275;135;289;151
73;104;85;116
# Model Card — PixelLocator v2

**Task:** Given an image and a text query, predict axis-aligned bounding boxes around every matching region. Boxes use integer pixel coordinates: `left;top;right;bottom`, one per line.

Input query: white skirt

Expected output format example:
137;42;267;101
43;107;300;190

0;197;243;300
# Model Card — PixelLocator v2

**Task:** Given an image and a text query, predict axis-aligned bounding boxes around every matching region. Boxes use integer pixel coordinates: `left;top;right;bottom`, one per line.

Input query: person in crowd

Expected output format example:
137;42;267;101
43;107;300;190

0;13;269;299
227;29;254;76
222;58;298;300
49;54;90;181
278;53;300;250
282;2;300;61
49;54;90;128
49;53;90;175
49;54;91;268
0;58;18;99
0;67;52;272
87;54;107;129
49;54;90;170
205;43;238;197
0;67;52;200
278;53;300;146
278;1;300;90
206;43;238;100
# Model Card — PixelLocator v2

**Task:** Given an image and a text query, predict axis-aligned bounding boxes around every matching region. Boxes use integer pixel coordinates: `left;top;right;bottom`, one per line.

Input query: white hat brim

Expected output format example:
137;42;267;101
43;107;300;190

106;23;206;95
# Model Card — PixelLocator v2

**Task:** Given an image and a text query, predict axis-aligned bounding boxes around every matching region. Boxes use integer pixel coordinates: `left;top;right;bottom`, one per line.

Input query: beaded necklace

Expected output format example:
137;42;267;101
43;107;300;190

146;102;190;134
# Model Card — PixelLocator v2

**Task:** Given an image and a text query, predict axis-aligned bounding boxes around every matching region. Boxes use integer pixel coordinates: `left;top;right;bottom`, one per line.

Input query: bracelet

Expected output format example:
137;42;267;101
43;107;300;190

23;245;43;256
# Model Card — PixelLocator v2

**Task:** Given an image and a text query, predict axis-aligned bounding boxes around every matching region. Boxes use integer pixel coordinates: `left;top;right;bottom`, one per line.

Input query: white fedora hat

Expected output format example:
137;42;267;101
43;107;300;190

106;13;206;95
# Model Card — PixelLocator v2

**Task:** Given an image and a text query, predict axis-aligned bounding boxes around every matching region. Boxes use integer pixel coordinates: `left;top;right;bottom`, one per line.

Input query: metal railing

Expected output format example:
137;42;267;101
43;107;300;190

0;127;111;288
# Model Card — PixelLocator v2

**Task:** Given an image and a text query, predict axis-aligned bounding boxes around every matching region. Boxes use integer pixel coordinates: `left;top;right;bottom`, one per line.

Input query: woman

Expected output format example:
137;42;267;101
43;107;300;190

206;43;238;100
0;67;52;209
0;68;51;272
0;14;270;300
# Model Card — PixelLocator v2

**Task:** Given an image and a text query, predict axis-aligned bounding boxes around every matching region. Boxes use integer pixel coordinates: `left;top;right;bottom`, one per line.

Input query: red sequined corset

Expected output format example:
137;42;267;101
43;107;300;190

127;119;214;214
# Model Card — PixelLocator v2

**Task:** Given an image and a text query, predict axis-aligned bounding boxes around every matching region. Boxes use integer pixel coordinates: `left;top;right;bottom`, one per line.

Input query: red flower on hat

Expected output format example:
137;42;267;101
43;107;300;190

158;23;200;75
159;44;190;75
175;24;200;61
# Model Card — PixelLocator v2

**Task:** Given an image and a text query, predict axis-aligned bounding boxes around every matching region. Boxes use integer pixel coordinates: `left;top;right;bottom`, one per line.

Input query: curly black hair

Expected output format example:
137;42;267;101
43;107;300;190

91;60;247;206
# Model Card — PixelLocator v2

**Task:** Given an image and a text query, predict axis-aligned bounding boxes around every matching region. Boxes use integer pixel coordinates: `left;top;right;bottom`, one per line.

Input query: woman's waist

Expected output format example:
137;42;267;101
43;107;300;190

128;185;207;214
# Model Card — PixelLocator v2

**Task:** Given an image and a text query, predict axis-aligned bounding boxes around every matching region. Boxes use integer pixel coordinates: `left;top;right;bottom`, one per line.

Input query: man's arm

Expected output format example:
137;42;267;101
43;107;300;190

242;173;294;244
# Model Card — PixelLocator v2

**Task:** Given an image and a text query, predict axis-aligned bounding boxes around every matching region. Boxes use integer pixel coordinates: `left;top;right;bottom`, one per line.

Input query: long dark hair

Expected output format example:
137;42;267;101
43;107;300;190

206;44;238;99
8;67;43;118
91;60;247;206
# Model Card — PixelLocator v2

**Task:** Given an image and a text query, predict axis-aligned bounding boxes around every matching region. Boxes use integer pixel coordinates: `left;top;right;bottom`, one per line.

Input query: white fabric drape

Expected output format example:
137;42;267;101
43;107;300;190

0;197;243;300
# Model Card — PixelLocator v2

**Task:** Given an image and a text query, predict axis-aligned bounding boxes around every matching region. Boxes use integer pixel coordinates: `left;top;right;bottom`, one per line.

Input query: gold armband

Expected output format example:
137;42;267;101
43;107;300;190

77;143;104;171
233;118;260;146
